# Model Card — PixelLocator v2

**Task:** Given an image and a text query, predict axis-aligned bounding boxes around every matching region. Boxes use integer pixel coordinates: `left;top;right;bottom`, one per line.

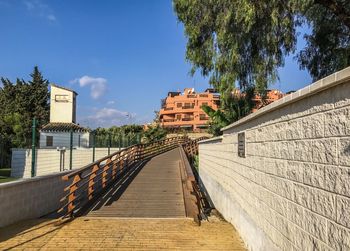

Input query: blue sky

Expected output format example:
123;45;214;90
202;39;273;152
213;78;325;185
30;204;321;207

0;0;312;128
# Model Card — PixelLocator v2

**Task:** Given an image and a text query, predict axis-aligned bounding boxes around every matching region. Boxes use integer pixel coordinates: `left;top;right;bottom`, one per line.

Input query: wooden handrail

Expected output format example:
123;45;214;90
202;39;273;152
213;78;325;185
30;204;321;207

179;146;199;223
58;136;190;219
179;136;208;224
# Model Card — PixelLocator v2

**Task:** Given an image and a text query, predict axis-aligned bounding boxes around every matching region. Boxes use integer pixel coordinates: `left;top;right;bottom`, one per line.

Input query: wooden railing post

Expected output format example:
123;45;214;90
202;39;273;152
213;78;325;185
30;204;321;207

102;159;111;188
112;155;118;180
67;174;81;216
88;164;99;200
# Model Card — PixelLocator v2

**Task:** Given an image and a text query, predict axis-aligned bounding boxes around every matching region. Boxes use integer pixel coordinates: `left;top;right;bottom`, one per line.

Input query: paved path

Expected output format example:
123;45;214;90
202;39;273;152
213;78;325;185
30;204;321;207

86;148;186;218
0;217;247;250
0;148;247;250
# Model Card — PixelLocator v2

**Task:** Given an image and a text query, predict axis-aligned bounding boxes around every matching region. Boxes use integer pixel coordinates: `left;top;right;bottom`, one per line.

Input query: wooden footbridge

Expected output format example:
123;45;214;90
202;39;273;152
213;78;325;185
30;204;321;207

58;137;206;222
0;137;246;250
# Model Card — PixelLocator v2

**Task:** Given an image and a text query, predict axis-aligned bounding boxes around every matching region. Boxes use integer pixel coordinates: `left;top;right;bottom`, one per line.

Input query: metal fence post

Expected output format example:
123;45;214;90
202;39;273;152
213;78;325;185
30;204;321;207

69;128;73;170
108;133;111;155
119;135;122;150
0;135;3;168
92;131;96;162
31;118;37;177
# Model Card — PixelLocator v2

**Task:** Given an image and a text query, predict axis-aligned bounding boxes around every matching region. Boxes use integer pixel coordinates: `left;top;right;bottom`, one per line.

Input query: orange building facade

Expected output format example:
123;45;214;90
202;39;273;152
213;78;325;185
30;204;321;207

252;89;285;112
159;87;284;133
159;88;220;132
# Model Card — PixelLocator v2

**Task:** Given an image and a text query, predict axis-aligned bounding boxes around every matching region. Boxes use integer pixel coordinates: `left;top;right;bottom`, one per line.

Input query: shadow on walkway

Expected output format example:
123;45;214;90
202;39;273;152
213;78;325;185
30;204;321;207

0;218;64;248
0;160;149;247
81;160;149;215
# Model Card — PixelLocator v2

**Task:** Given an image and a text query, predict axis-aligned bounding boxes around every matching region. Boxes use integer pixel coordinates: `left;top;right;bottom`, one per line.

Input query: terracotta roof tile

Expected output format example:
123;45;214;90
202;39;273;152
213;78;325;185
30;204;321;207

41;123;90;132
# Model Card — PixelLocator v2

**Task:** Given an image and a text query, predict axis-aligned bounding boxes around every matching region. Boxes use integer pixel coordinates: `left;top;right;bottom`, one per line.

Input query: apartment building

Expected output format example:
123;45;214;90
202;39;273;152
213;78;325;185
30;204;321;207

159;88;220;132
252;89;285;111
159;87;284;133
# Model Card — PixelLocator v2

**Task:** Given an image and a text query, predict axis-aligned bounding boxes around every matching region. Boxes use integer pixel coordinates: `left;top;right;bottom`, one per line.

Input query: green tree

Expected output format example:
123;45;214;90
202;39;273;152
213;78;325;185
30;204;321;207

143;125;167;143
94;125;144;147
28;66;50;128
202;87;255;136
3;113;26;148
173;0;350;92
297;2;350;79
0;66;50;147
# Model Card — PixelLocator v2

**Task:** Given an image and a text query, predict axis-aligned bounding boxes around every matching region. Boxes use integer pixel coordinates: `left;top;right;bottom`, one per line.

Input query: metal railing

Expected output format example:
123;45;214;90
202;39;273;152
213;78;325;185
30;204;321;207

182;105;195;109
163;119;175;122
58;136;190;219
187;94;196;98
182;117;194;121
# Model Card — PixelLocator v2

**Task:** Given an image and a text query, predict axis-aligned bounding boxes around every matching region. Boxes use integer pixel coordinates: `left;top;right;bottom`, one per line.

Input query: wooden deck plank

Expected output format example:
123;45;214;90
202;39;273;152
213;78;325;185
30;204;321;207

86;148;186;218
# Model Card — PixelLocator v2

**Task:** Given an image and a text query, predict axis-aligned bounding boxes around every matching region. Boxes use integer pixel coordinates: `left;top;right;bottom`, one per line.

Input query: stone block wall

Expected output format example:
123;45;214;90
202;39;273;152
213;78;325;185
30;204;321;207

0;171;70;227
199;67;350;251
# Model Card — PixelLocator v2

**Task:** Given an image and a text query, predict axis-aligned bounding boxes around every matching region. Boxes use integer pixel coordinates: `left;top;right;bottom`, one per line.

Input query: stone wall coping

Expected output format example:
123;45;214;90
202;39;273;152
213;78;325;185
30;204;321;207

11;147;122;151
222;66;350;132
0;170;72;188
198;136;223;144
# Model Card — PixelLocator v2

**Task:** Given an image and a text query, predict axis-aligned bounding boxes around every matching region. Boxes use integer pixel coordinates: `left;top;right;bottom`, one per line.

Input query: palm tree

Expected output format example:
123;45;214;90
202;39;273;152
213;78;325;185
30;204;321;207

202;87;255;136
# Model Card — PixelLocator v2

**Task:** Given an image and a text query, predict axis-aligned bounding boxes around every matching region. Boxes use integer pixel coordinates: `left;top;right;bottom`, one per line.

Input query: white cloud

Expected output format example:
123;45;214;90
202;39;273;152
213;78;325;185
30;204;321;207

107;100;116;105
71;75;107;99
80;108;136;128
23;0;57;22
47;14;56;21
91;108;129;120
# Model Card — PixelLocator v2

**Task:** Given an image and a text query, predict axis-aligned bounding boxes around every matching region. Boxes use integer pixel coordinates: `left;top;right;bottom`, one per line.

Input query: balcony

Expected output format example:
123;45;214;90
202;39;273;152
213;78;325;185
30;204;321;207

182;105;195;109
199;116;209;120
163;119;175;122
199;94;208;98
164;107;173;111
182;117;194;121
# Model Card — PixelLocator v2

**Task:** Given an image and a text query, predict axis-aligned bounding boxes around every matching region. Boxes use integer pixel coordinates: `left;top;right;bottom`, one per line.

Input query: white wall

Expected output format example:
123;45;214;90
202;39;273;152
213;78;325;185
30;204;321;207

0;171;70;227
11;147;122;178
50;85;76;123
39;131;90;148
199;67;350;250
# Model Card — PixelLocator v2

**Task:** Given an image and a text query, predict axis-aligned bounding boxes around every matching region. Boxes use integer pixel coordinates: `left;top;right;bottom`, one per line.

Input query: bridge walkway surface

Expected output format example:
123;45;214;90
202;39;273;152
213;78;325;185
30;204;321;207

86;148;186;218
0;145;247;250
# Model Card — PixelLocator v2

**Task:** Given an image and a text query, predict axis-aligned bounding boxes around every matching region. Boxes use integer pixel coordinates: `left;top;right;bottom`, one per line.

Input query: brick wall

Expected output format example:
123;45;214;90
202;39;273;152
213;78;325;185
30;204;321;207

198;67;350;251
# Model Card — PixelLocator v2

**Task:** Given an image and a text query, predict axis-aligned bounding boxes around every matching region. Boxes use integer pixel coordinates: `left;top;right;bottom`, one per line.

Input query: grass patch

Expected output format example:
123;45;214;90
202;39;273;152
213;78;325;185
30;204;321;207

0;168;17;183
0;176;17;183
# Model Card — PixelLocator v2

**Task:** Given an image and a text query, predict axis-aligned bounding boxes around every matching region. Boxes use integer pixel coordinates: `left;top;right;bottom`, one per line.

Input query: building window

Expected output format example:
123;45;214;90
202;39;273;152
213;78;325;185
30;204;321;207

202;102;208;106
46;136;53;147
176;114;181;120
199;114;207;120
177;103;182;108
